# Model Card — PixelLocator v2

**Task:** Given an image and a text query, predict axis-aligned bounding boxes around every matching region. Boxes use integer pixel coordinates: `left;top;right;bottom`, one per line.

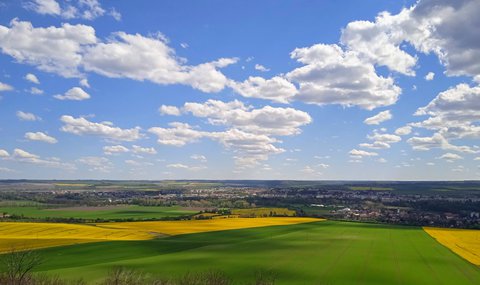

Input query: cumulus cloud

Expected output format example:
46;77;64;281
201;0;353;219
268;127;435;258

191;154;207;162
182;99;312;136
341;0;480;79
254;64;270;72
25;73;40;84
437;152;463;162
364;110;392;125
10;148;74;169
159;105;181;116
359;141;391;149
16;111;41;121
25;0;112;21
425;72;435;81
60;115;142;141
29;87;44;95
77;156;112;172
286;44;401;110
0;21;234;93
349;149;378;159
395;126;412;136
0;82;13;92
228;76;297;103
0;19;97;77
0;149;9;157
25;131;57;144
149;122;206;147
103;145;129;155
132;145;157;155
82;32;237;93
150;99;312;166
409;83;480;154
407;133;477;153
79;78;90;88
167;163;206;171
54;87;90;101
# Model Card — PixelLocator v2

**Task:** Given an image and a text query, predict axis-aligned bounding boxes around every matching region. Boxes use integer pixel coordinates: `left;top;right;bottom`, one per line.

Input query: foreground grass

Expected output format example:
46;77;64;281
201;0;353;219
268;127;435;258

0;217;320;252
10;221;479;285
424;227;480;265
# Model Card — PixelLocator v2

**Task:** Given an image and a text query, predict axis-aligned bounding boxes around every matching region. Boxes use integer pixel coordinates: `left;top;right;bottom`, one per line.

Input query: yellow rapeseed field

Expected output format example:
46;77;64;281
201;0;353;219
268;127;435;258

0;217;322;253
424;227;480;266
95;217;321;235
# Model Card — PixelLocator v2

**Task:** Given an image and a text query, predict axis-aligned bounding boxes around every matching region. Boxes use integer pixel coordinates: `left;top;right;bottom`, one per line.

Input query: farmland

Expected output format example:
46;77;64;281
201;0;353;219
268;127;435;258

0;217;320;252
424;227;480;265
0;221;477;284
0;205;197;220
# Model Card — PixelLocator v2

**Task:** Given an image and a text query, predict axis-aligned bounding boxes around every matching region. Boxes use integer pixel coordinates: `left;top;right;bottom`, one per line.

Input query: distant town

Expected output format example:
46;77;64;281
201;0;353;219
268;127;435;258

1;180;479;229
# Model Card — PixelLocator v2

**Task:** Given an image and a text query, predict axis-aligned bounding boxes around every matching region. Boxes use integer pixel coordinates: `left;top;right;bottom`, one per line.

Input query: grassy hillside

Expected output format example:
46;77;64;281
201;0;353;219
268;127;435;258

13;221;479;285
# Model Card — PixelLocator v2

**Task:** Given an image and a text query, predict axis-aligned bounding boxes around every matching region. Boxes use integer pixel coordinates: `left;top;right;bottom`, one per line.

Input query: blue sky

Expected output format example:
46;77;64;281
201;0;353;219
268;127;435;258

0;0;479;180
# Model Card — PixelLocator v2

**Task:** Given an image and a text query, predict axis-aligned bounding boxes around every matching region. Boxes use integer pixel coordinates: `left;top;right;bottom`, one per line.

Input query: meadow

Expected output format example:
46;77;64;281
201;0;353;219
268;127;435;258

1;221;477;284
0;204;197;220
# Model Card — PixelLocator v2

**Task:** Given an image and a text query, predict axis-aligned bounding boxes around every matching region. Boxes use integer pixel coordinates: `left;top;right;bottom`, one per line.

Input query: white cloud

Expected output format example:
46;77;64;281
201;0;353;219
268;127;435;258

340;10;417;76
16;111;41;121
60;115;142;141
149;122;206;147
229;76;297;103
437;152;463;162
79;78;90;88
349;149;378;158
407;133;477;153
25;131;57;144
377;158;387;163
0;149;9;157
159;105;181;116
82;32;237;93
108;8;122;21
77;156;112;172
10;148;74;169
287;44;401;110
29;87;44;95
0;81;13;92
25;0;109;20
425;72;435;81
341;0;480;80
364;110;392;125
191;154;207;162
254;64;270;72
167;163;188;169
25;0;60;16
103;145;129;155
166;163;206;171
395;126;412;136
368;132;401;144
182;99;311;136
359;141;391;149
132;145;157;155
0;19;97;77
54;87;90;101
25;73;40;84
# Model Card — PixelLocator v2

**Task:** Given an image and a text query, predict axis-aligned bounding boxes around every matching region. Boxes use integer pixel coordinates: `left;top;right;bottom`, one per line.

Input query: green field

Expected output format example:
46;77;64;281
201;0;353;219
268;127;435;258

0;205;197;220
14;221;480;284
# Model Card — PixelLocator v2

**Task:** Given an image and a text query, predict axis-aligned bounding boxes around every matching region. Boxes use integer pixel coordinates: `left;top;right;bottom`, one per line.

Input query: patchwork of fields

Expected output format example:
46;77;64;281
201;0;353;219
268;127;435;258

0;217;320;252
0;220;478;284
424;227;480;266
0;204;197;220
